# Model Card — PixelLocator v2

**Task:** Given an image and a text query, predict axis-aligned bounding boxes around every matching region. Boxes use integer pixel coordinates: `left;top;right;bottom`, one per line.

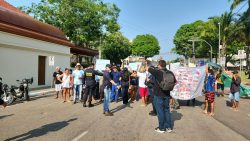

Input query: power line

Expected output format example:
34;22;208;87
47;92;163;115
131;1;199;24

234;2;248;15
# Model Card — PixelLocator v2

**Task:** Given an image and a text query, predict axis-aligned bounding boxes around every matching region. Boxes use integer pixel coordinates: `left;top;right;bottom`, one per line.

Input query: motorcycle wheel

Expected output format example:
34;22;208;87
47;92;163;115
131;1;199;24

1;93;15;105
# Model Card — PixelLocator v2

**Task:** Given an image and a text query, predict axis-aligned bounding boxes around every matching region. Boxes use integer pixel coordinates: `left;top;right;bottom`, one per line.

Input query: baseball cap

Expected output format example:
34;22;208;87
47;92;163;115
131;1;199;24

106;64;111;68
76;63;81;66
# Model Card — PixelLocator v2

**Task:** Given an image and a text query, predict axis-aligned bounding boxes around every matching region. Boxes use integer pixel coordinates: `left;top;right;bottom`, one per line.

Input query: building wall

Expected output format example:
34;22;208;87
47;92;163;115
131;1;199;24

0;31;71;88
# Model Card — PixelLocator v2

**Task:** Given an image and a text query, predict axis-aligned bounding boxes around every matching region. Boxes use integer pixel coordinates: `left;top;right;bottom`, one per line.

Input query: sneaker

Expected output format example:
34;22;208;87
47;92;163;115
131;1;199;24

105;112;114;116
88;104;94;107
166;128;173;133
83;104;87;107
155;127;165;133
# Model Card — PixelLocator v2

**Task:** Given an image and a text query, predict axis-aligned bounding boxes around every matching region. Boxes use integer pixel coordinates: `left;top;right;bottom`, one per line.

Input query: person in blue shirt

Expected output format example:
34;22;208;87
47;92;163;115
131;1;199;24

110;66;121;102
72;63;84;104
203;67;216;116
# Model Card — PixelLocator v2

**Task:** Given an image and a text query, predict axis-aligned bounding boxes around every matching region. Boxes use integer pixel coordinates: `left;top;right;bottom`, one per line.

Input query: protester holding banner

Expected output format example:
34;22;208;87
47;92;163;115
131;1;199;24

229;71;241;111
204;68;216;116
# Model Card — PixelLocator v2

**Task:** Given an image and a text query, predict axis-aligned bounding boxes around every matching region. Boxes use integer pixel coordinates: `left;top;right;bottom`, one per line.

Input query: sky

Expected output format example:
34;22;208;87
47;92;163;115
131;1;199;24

6;0;248;60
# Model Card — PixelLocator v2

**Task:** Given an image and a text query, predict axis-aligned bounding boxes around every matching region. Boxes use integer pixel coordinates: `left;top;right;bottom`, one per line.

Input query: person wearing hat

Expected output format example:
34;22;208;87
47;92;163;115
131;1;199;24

72;63;85;104
229;70;241;111
103;64;118;116
83;63;103;107
110;65;121;103
53;66;63;99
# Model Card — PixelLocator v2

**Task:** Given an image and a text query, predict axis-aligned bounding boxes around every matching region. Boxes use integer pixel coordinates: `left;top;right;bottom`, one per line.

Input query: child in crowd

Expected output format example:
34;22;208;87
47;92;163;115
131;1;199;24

204;67;216;116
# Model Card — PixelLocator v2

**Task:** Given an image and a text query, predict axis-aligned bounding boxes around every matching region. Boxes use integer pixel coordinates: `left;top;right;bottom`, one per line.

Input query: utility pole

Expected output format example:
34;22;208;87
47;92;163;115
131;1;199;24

188;39;199;63
218;22;221;65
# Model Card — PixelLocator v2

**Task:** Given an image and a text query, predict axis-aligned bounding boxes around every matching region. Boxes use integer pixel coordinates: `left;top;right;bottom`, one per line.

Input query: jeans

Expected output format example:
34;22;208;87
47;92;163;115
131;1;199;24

122;85;129;104
148;88;153;96
149;95;156;113
74;84;82;102
154;95;172;130
103;86;111;112
111;85;119;101
229;91;240;102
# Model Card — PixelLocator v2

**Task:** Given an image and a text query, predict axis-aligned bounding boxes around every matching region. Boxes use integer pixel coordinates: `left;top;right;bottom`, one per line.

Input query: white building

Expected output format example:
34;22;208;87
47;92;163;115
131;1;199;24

0;1;98;88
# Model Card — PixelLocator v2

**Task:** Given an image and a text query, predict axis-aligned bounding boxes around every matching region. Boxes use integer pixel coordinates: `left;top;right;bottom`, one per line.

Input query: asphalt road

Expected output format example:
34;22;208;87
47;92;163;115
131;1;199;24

0;93;249;141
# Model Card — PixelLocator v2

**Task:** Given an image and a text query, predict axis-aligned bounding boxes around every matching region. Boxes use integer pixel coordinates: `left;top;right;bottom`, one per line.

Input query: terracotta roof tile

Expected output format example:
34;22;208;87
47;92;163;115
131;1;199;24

0;0;27;16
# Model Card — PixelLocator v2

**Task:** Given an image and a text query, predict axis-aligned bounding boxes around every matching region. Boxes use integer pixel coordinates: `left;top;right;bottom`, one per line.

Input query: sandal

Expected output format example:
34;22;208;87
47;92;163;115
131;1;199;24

209;113;215;116
203;110;208;114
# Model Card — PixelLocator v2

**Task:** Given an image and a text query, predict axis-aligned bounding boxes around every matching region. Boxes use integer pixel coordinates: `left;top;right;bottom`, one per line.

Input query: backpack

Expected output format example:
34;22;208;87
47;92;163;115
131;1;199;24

157;70;176;91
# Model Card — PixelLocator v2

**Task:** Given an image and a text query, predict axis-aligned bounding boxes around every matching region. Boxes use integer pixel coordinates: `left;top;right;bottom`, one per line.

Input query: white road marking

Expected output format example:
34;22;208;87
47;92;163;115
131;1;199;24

72;131;88;141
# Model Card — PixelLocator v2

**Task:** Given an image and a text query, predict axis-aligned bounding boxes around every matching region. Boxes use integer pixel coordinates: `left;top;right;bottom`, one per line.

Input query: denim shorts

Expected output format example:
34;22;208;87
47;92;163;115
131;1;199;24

229;91;240;102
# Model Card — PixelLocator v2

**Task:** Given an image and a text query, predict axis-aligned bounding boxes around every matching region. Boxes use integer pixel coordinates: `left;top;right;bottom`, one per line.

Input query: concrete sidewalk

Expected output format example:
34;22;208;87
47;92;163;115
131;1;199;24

29;88;55;97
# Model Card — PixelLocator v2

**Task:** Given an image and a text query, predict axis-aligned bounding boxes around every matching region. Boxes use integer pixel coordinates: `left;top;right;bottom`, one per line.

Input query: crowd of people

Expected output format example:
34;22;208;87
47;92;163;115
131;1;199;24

203;66;242;116
50;59;247;133
52;60;175;133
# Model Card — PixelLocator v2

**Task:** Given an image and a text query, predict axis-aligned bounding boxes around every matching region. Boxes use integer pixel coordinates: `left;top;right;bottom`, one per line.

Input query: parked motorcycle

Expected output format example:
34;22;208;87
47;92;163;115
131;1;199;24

0;77;15;105
9;77;33;103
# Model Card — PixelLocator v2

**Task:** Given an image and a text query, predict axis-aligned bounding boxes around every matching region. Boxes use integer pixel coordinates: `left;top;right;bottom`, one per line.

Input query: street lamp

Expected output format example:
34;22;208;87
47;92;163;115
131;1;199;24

199;39;213;62
218;22;221;65
188;39;199;61
188;39;213;62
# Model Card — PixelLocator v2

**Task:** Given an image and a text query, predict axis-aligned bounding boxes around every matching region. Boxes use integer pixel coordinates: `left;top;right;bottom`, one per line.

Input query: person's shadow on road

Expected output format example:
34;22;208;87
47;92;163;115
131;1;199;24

0;114;14;120
172;110;183;129
5;118;77;141
110;103;133;114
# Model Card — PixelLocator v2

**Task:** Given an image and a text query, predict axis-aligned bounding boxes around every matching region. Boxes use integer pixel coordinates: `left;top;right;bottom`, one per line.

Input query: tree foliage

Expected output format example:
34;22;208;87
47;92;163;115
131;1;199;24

131;34;160;58
173;12;247;66
101;32;131;64
20;0;120;48
229;0;250;68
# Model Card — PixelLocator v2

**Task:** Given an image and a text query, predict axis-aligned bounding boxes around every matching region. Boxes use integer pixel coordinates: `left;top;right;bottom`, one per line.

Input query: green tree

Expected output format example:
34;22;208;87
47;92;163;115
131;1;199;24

101;32;131;64
131;34;160;58
173;20;211;58
229;0;250;68
20;0;120;48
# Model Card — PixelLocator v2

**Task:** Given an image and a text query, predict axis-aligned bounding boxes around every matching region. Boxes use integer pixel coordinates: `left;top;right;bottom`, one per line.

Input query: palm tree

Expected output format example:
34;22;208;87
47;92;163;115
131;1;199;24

230;0;250;10
229;0;250;69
